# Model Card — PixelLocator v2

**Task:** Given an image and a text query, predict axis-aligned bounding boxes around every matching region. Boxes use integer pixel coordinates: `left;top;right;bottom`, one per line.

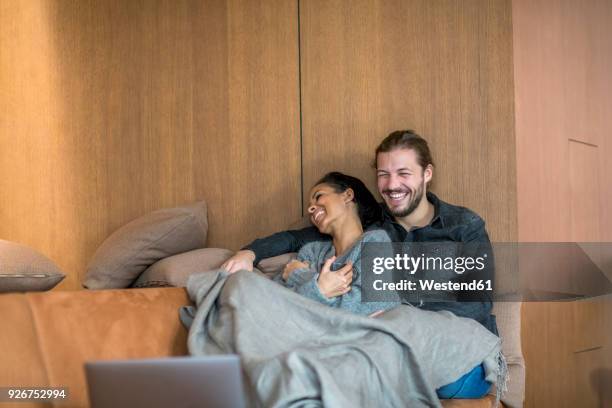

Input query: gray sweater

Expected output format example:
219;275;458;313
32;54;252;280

273;229;400;315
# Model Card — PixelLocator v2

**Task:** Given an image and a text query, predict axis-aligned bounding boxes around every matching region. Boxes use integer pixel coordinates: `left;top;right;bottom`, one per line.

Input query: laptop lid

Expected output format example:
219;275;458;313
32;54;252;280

85;355;246;408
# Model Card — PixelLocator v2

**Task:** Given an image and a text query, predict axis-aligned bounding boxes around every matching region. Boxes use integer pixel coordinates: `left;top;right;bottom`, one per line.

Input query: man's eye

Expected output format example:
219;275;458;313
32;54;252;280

377;173;389;178
399;173;411;177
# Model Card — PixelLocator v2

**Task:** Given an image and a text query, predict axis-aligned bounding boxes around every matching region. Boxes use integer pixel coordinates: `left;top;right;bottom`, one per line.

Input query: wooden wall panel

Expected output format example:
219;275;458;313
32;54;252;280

299;0;517;242
0;0;300;290
513;0;612;406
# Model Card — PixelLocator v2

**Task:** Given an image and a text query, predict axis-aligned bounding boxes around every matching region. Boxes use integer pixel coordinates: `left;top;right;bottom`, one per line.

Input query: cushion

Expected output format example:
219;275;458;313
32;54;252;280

258;253;298;278
0;240;65;293
133;248;234;288
83;201;208;289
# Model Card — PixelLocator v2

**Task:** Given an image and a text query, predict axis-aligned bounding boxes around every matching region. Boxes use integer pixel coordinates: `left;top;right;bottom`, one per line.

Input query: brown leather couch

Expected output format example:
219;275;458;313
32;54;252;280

0;287;504;407
1;288;188;408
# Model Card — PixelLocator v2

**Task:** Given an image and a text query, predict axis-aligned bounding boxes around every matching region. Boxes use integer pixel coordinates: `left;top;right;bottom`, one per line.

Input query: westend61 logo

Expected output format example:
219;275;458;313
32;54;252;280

361;241;494;303
362;242;612;303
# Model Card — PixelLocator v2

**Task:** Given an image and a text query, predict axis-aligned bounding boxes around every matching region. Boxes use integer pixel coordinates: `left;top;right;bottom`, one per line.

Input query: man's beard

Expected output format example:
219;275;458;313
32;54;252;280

384;180;425;218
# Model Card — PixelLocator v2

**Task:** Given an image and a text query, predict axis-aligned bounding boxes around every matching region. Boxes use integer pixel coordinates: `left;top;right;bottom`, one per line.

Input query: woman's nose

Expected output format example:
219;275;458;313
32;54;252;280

308;204;316;214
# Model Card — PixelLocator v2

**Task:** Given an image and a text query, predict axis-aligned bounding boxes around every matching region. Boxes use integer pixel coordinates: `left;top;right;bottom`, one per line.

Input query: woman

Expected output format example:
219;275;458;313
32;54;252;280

272;171;400;316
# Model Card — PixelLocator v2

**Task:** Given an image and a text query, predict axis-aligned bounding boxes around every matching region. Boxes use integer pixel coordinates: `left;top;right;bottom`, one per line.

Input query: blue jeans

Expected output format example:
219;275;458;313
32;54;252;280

436;364;491;399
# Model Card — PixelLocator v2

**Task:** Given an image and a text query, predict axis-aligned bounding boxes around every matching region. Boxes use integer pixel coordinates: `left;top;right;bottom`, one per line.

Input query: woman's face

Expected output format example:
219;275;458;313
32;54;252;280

307;183;353;234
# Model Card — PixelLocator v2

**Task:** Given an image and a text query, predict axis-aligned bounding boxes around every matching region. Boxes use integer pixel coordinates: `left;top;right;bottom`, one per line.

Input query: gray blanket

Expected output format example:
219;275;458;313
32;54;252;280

182;270;504;408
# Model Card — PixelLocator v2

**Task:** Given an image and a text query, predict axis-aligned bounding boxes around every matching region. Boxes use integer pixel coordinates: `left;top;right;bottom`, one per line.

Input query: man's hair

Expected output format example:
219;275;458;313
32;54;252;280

373;129;434;170
315;172;382;228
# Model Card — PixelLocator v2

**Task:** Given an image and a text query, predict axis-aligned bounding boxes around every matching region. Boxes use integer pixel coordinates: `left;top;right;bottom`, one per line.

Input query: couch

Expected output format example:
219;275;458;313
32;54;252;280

0;285;523;407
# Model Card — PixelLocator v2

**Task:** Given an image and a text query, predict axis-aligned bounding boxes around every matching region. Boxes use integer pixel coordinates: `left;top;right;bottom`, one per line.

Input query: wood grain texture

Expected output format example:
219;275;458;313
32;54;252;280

299;0;517;243
513;0;612;406
0;0;300;290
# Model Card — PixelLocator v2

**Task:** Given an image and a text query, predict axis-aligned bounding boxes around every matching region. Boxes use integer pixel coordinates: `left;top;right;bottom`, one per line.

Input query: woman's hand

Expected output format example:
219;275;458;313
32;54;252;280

317;256;353;298
282;260;309;281
221;250;256;274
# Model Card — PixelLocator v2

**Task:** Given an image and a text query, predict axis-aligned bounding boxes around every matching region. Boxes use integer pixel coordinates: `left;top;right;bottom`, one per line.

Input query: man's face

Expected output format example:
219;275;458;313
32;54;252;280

376;148;432;218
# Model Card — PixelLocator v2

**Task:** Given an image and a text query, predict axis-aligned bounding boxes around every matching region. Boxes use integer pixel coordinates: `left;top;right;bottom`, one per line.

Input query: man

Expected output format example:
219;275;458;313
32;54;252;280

222;130;496;335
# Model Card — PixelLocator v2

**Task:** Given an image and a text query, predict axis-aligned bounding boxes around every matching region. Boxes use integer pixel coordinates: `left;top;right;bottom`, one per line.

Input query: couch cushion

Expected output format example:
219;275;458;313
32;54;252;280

257;253;298;278
0;239;65;293
133;248;234;288
83;201;208;289
26;287;190;407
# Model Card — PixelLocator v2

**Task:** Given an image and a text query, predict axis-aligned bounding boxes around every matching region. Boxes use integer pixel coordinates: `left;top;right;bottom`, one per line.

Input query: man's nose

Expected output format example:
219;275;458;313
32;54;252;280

308;204;316;214
386;174;401;190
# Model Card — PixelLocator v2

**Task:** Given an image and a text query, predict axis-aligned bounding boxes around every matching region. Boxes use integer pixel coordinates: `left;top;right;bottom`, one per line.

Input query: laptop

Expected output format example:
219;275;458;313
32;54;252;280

85;355;246;408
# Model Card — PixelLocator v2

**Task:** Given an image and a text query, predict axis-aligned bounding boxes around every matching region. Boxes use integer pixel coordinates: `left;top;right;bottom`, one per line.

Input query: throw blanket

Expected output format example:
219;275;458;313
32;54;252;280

182;270;505;408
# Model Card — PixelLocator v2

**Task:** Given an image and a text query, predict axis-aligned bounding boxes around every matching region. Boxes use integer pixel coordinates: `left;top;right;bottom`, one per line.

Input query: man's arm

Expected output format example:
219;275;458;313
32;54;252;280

222;226;327;273
244;226;326;264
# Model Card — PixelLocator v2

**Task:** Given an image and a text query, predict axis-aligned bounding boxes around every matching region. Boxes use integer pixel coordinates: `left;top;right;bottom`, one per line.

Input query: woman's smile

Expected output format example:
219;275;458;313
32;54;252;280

311;208;326;226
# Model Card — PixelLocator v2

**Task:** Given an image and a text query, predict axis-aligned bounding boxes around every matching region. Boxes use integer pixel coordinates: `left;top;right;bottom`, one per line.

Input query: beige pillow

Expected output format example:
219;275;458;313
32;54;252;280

258;253;298;278
83;201;208;289
0;240;65;293
132;248;233;288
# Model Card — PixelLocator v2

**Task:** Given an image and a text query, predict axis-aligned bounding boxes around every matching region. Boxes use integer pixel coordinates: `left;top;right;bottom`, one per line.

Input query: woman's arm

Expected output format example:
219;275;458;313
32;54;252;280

293;230;401;315
274;260;317;289
292;258;398;315
273;242;323;289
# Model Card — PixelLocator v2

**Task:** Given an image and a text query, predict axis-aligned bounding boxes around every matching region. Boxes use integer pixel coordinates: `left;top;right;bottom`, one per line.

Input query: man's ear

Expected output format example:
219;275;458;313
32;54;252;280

343;188;355;204
424;164;433;184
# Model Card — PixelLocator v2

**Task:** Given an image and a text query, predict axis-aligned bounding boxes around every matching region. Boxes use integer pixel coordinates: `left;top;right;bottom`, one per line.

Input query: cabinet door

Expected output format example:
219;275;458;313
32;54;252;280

299;0;516;243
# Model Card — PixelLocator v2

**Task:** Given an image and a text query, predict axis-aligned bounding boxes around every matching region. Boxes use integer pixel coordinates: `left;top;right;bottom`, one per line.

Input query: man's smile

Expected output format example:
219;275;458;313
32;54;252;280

384;190;410;204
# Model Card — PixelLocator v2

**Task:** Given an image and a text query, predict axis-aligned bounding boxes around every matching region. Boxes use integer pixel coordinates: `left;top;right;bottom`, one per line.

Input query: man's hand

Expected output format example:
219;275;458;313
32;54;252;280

282;260;309;281
317;256;353;298
221;250;256;274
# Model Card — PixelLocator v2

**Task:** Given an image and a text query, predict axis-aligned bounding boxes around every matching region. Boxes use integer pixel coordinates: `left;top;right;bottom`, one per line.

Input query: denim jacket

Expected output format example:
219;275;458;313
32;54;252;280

244;192;498;335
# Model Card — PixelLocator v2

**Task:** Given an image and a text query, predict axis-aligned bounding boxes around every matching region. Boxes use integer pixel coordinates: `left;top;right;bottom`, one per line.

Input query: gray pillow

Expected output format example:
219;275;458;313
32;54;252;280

0;240;65;293
83;201;208;289
258;253;298;278
132;248;234;288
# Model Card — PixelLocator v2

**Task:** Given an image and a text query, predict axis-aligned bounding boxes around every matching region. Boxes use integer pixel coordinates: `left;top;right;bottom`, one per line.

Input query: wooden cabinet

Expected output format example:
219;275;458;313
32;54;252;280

513;0;612;406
